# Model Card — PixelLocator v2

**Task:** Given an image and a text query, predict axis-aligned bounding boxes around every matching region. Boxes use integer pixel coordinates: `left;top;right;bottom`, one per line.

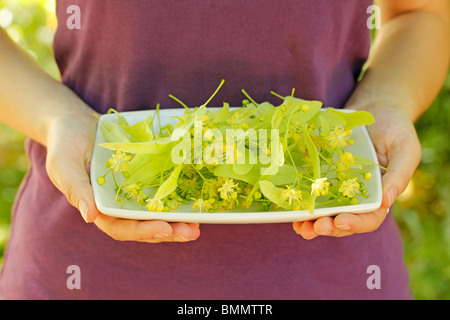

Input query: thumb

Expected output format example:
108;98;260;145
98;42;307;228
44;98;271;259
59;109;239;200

46;150;99;223
380;137;421;209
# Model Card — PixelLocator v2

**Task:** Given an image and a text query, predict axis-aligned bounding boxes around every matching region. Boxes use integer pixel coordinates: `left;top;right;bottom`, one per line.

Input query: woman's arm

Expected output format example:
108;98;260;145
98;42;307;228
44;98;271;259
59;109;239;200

348;0;450;120
294;0;450;239
0;28;88;146
0;28;200;243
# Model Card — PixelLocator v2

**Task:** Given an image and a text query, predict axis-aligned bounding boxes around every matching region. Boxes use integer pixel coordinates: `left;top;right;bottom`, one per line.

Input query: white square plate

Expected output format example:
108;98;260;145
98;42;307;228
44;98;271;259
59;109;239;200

90;108;382;224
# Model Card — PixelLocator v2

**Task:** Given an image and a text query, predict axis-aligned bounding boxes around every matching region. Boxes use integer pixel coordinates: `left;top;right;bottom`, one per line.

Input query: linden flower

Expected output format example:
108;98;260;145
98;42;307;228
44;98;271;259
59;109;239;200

340;152;355;165
337;152;355;171
280;185;303;207
108;150;131;173
124;184;147;203
311;177;330;196
200;114;209;124
217;178;239;200
178;177;201;198
181;165;197;178
191;198;212;213
220;198;238;210
240;196;253;209
146;198;164;212
229;111;249;129
339;178;360;198
327;126;352;148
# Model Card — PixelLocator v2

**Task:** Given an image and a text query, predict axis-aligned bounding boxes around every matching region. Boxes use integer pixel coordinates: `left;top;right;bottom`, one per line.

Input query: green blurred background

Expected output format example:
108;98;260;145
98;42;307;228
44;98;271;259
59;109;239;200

0;0;449;299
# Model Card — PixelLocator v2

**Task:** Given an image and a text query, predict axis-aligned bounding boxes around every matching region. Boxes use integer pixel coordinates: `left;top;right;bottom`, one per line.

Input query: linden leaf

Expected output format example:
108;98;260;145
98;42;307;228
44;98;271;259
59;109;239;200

153;164;183;201
339;110;375;129
100;121;129;143
125;154;174;186
259;180;290;210
121;116;154;142
100;138;173;155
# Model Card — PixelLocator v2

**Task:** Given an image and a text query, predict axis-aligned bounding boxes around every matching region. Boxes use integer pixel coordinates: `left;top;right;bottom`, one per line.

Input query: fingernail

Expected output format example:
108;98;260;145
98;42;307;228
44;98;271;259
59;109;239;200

154;233;170;239
78;200;89;223
174;236;189;242
387;186;397;207
316;230;331;236
336;224;351;231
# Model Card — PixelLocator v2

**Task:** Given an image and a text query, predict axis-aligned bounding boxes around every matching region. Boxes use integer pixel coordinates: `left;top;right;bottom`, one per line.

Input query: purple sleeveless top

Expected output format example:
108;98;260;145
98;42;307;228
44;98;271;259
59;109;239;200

0;0;412;299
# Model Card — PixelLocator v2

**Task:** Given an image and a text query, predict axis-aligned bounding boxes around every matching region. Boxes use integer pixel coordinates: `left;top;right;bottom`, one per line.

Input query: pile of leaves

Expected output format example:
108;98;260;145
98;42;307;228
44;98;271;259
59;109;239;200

97;80;379;214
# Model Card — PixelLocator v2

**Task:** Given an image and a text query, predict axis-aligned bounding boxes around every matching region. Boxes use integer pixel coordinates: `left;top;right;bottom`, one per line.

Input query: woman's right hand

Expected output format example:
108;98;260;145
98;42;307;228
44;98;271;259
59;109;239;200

45;109;200;243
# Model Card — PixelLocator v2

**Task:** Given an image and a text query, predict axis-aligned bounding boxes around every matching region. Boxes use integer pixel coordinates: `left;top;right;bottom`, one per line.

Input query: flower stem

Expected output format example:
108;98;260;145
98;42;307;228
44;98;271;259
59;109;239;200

169;94;189;110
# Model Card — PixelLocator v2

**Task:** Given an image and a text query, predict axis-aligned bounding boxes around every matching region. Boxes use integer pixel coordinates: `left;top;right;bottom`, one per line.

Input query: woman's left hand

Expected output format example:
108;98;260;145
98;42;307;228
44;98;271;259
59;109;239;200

293;103;421;239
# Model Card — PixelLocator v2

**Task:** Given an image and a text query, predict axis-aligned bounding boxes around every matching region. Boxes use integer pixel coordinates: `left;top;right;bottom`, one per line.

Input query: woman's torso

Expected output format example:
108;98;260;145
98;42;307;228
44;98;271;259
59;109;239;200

0;0;411;299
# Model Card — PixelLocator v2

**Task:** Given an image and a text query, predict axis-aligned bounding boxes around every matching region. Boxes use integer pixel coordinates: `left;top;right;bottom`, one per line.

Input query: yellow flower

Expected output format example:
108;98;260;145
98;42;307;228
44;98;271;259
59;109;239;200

200;114;209;124
311;177;330;196
339;178;360;198
337;152;355;172
228;111;249;129
124;184;147;203
340;152;354;165
220;198;238;210
167;199;181;210
240;196;253;209
280;185;303;207
191;198;212;213
181;165;197;178
327;126;352;148
146;198;164;212
108;151;131;173
217;178;239;200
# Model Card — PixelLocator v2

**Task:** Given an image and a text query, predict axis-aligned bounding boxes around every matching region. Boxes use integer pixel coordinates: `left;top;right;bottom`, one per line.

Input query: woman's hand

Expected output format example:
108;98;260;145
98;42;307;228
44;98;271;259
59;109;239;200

45;110;200;243
292;104;421;239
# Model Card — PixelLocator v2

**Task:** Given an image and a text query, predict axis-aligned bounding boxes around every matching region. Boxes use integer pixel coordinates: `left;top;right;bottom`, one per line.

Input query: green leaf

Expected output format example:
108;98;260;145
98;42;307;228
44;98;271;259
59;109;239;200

233;162;254;176
100;121;129;143
214;163;261;185
173;105;208;131
153;164;183;200
320;108;347;127
310;108;345;135
253;102;275;117
107;108;129;127
211;102;231;123
100;138;173;154
125;154;174;186
339;110;375;129
283;97;323;123
122;116;154;142
265;164;300;186
259;180;290;210
271;107;284;129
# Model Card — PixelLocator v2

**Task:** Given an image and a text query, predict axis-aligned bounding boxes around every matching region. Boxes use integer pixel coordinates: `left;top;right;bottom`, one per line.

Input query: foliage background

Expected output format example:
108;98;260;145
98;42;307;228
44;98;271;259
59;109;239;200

0;0;449;299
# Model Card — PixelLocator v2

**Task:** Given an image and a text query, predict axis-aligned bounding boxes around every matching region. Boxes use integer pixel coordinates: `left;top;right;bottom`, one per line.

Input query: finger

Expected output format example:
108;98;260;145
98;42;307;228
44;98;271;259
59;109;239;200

94;214;174;242
333;207;389;234
46;149;98;223
381;135;421;208
293;220;318;240
94;214;201;243
170;222;201;242
292;221;303;234
312;216;335;236
313;216;354;237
